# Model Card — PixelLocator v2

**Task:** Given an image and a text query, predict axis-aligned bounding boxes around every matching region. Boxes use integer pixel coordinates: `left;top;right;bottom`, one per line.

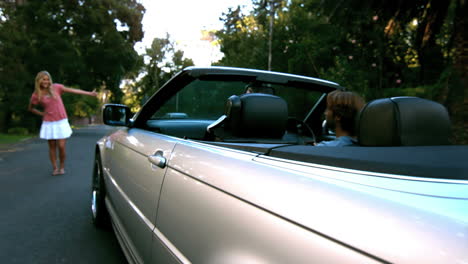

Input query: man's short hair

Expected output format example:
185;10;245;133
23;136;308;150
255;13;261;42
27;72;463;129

326;90;365;136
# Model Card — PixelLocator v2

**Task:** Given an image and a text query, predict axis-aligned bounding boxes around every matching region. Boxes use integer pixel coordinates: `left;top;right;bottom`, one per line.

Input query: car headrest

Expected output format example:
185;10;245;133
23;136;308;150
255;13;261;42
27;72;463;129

356;97;451;146
224;93;288;138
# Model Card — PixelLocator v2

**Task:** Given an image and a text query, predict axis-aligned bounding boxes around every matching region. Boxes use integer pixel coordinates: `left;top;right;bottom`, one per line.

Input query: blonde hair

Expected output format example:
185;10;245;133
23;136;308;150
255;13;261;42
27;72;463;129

34;71;55;100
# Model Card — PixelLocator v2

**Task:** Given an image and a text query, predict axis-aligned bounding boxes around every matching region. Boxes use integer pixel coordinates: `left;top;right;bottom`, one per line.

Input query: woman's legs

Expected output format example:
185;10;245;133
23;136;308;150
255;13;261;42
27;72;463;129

47;140;58;173
57;139;67;172
47;139;67;174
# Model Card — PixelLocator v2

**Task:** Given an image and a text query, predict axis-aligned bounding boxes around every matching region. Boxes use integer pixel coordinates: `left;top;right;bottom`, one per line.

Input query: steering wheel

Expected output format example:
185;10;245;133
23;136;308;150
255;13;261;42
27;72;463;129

287;117;316;145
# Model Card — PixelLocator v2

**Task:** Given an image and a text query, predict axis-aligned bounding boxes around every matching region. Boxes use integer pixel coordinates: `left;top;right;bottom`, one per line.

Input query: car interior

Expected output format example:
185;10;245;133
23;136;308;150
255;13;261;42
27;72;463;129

144;78;327;145
148;92;466;179
107;77;466;179
268;96;467;179
356;96;451;146
206;93;315;144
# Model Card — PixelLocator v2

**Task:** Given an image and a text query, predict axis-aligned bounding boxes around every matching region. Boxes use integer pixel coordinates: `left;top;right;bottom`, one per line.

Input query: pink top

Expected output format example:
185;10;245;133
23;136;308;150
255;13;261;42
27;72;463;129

30;83;68;122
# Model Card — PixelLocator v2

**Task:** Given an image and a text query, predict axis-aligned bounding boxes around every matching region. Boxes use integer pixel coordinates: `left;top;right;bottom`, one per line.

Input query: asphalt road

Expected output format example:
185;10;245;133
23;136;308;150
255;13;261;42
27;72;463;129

0;125;127;264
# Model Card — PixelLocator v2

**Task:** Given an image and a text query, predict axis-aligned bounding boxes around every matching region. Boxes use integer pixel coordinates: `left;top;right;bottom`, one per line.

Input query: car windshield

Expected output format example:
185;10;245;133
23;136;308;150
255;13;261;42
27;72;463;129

151;79;324;121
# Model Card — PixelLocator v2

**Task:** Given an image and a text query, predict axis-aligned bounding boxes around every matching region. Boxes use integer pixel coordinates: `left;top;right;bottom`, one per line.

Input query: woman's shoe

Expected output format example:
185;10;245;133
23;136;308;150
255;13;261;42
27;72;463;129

52;169;60;176
58;168;65;175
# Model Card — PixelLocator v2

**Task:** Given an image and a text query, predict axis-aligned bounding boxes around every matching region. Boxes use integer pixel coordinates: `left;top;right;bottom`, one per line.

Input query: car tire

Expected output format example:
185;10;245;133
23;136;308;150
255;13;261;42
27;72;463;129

91;153;110;228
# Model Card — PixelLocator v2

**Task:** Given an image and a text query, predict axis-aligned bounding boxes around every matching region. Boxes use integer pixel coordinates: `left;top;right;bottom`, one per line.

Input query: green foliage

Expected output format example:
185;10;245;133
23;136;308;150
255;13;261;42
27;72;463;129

215;0;467;143
215;6;268;69
319;57;373;99
124;34;194;110
7;127;29;135
382;86;432;98
0;0;144;132
0;133;31;145
62;92;99;118
216;0;458;89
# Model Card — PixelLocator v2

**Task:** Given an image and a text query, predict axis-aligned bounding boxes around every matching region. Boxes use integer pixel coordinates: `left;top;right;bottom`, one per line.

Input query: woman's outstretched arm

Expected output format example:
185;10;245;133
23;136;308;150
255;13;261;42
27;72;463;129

62;86;98;97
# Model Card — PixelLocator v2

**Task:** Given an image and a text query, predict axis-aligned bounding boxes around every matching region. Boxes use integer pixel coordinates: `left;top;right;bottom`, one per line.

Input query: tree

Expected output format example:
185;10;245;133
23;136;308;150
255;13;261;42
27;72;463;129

215;6;269;69
0;0;144;132
123;34;194;111
216;0;466;143
445;0;467;144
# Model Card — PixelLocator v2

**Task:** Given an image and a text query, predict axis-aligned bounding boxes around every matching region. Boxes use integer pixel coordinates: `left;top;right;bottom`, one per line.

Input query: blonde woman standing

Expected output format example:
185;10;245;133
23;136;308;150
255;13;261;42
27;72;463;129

28;71;98;175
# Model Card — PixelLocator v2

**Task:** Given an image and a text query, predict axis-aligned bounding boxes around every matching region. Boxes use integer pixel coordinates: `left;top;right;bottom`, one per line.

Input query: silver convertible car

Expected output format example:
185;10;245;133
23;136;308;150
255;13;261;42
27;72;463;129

92;66;468;264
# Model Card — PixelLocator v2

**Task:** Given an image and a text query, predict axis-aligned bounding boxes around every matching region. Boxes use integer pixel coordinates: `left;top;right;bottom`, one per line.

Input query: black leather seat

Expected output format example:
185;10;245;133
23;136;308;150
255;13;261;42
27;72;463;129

207;93;288;140
356;97;451;146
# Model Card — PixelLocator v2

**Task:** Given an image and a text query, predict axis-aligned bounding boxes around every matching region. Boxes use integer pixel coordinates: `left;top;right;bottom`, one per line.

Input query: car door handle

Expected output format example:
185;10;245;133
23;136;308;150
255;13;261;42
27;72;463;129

148;153;166;168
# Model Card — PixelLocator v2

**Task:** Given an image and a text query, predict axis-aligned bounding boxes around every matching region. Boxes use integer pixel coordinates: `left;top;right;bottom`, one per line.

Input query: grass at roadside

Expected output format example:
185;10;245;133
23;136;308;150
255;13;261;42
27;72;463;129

0;133;33;146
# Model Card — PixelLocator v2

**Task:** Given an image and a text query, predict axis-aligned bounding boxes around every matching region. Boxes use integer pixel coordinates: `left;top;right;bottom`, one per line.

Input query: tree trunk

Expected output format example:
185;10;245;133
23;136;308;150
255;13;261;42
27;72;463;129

448;0;468;144
415;0;450;85
0;105;7;133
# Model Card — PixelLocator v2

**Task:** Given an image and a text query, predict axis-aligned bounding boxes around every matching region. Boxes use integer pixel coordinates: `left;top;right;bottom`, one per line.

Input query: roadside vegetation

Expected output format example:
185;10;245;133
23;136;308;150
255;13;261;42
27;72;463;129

0;133;31;146
215;0;467;144
0;0;466;144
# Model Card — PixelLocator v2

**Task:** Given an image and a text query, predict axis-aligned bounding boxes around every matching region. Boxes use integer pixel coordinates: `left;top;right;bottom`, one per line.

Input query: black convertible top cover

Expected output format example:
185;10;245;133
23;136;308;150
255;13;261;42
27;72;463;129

268;145;468;180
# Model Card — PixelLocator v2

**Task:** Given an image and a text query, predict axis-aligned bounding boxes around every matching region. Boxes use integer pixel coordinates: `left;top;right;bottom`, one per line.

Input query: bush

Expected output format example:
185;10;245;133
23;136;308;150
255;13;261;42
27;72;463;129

382;86;433;99
7;127;29;135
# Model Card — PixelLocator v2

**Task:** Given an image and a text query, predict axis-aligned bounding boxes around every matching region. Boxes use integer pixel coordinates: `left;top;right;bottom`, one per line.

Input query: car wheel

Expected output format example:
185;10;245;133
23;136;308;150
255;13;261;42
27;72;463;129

91;154;110;228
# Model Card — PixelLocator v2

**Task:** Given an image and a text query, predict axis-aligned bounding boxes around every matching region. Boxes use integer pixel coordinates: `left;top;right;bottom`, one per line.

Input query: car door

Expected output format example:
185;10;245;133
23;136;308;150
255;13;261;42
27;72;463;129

104;127;177;263
151;141;380;264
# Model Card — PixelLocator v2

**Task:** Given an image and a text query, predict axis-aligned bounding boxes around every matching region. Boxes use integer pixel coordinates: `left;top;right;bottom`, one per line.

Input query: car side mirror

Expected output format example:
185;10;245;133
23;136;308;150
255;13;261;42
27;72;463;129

102;104;132;126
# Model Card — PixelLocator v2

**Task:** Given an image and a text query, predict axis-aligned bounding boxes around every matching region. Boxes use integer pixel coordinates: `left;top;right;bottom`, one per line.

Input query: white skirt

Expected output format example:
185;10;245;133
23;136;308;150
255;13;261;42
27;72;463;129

40;118;73;140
